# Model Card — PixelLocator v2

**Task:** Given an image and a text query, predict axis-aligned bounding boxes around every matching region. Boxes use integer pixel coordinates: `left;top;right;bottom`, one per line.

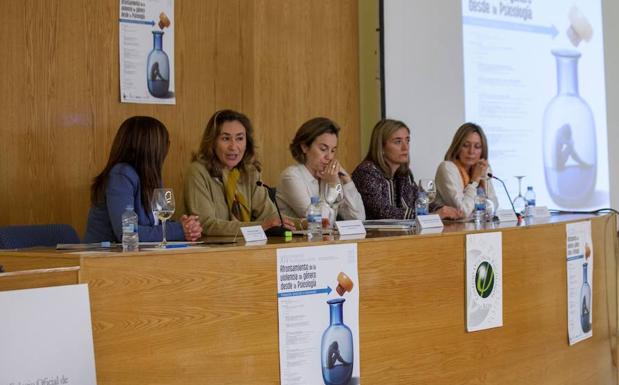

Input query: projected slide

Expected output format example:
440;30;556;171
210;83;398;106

462;0;608;210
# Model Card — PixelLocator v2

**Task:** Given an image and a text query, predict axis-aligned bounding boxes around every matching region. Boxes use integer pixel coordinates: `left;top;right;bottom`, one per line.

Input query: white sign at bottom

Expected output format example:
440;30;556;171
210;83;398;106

277;243;360;385
0;284;97;385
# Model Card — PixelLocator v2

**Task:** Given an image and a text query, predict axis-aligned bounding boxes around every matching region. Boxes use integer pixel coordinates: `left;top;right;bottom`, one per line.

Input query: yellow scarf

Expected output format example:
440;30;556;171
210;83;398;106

224;168;251;222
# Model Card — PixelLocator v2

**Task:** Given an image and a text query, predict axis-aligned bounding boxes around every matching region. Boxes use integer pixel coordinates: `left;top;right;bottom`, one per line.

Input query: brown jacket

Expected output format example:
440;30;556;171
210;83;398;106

183;156;277;236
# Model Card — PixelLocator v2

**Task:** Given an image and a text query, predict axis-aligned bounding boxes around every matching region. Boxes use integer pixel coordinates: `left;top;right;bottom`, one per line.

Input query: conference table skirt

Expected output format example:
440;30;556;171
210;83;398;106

0;214;617;385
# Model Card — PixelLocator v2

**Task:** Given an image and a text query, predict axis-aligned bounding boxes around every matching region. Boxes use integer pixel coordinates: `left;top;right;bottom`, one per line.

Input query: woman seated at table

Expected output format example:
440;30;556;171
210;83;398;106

351;119;462;220
434;122;498;217
84;116;202;243
276;117;365;221
184;109;295;236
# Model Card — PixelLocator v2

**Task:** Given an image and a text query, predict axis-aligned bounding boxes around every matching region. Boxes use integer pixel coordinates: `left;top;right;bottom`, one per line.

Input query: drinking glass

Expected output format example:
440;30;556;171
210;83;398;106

512;176;526;216
419;179;436;203
322;183;344;229
151;188;175;247
484;198;495;221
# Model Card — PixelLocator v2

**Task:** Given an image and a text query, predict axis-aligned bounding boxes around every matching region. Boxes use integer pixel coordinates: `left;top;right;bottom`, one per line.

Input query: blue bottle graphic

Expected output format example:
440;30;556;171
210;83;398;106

543;49;596;207
580;262;592;333
321;298;353;385
147;31;170;97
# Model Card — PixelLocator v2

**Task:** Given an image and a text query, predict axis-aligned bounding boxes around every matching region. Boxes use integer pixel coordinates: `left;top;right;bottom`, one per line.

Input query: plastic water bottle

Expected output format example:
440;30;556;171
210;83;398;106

415;191;429;217
306;196;323;239
474;187;486;224
525;186;536;217
121;205;139;251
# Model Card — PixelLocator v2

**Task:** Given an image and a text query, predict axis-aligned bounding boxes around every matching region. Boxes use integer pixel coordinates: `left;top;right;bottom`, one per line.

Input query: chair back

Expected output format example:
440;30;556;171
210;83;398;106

0;224;80;249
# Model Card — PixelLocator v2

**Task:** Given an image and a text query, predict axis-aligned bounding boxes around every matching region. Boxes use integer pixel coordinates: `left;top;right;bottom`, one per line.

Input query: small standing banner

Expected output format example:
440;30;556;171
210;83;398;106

277;244;360;385
566;221;593;345
466;232;503;332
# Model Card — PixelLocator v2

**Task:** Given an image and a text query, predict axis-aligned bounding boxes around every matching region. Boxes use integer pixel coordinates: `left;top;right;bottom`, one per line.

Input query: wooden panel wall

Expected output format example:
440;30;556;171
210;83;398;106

0;0;360;236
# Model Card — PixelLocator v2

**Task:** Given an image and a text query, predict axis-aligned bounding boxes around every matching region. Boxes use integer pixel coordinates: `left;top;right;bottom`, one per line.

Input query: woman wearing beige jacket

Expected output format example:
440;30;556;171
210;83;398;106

184;109;295;236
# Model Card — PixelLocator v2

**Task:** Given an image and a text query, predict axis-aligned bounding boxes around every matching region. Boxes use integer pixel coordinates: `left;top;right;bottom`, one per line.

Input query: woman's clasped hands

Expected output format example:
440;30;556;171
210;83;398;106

180;215;203;241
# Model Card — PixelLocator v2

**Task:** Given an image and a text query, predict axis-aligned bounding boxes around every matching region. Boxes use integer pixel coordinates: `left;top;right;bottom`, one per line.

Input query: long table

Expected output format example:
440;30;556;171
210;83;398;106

1;214;617;384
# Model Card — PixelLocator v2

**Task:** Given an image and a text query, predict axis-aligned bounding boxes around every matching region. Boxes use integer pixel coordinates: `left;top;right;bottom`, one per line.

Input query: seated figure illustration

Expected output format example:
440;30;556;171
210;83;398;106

150;62;167;82
326;341;351;369
555;124;591;170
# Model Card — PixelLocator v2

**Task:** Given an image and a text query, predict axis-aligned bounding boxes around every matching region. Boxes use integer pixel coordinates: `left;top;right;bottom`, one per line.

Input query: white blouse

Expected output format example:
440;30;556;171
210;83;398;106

276;163;366;220
434;160;498;217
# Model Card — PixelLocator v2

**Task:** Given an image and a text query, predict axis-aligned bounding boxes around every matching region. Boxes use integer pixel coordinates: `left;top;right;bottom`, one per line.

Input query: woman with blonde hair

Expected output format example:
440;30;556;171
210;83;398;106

434;122;498;217
184;109;295;236
351;119;461;220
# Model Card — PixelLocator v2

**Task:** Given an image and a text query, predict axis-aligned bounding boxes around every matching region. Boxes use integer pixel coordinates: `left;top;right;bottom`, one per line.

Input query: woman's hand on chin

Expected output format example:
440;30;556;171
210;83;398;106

471;159;489;182
320;159;341;185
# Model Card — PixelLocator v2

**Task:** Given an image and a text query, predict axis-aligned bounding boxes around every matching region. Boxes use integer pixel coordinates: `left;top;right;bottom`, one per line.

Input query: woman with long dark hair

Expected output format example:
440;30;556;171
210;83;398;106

84;116;202;242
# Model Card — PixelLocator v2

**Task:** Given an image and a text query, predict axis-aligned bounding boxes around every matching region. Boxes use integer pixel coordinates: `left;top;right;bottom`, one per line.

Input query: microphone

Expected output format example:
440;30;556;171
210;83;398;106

256;180;278;202
487;173;521;219
256;181;288;236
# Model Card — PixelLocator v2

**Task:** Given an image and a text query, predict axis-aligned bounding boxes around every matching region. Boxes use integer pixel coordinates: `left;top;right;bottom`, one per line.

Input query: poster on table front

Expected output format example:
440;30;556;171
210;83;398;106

466;231;503;332
119;0;175;104
0;284;97;385
566;221;593;345
277;244;360;385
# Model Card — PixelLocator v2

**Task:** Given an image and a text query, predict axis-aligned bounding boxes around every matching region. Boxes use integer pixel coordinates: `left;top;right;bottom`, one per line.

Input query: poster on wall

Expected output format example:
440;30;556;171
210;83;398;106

566;221;593;345
277;244;360;385
466;231;503;332
0;284;97;385
119;0;175;104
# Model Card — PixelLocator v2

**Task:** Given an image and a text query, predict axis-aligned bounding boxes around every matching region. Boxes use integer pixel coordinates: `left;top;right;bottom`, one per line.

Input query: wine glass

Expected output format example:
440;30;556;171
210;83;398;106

512;176;526;216
322;182;344;229
151;188;175;247
484;198;495;222
419;179;436;203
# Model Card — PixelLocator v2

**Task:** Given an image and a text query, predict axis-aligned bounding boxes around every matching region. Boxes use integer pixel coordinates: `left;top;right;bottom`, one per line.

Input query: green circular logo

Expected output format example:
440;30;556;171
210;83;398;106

475;261;494;298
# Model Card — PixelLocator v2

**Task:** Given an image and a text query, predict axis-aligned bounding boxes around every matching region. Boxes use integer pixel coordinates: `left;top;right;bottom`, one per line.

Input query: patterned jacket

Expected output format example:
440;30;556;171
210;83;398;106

351;160;419;220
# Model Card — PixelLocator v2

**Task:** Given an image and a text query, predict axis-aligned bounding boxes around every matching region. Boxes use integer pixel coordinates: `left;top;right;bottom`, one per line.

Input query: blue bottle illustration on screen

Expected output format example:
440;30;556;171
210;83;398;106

321;298;353;385
147;30;170;97
543;49;596;207
580;262;592;333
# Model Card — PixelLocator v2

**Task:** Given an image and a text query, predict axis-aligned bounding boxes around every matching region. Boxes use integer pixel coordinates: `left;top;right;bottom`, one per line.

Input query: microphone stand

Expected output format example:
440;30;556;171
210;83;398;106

256;181;288;236
488;173;521;219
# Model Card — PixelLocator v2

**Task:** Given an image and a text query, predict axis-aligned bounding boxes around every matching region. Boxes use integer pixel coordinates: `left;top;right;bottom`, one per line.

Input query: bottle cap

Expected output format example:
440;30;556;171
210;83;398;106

310;196;320;204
